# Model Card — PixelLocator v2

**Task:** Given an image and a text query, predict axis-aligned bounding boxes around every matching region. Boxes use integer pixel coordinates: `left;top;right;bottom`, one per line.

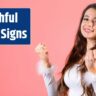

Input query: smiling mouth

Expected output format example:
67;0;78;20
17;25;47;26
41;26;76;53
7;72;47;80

83;28;94;33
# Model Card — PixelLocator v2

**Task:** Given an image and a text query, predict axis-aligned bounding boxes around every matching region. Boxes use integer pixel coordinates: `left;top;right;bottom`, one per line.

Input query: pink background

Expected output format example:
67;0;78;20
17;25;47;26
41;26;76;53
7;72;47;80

0;0;96;96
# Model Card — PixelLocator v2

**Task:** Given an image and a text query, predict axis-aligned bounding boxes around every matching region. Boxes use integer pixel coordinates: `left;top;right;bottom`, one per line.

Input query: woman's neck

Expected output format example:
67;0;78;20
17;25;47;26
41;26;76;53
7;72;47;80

87;39;96;50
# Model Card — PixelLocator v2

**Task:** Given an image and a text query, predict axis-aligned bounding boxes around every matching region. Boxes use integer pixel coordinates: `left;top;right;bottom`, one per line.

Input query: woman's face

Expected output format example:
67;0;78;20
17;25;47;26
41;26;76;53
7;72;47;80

81;8;96;40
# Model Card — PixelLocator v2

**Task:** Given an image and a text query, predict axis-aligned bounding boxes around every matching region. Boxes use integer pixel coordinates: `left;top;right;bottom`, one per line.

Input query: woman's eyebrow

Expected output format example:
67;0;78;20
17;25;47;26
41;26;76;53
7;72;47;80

83;15;96;20
84;15;89;18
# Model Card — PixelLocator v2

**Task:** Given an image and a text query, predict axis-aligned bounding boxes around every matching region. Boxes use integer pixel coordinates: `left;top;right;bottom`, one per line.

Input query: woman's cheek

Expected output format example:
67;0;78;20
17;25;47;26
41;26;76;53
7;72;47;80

81;21;85;31
80;23;83;32
81;24;85;36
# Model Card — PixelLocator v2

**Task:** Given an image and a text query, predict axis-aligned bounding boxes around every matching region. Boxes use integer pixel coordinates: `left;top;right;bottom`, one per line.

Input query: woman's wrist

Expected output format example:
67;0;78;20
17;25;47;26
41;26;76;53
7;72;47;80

41;59;51;68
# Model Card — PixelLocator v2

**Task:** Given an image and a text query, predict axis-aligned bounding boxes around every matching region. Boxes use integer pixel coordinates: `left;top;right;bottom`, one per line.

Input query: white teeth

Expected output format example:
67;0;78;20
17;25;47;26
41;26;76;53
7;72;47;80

83;26;94;33
84;28;93;33
86;29;90;32
85;29;90;32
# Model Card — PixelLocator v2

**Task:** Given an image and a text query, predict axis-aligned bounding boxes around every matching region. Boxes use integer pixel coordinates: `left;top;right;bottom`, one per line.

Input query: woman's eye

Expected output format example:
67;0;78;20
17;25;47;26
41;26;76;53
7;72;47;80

83;18;89;21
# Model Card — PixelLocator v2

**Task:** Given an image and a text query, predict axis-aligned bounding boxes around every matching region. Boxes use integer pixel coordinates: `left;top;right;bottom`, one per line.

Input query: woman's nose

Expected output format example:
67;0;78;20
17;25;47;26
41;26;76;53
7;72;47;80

87;20;94;27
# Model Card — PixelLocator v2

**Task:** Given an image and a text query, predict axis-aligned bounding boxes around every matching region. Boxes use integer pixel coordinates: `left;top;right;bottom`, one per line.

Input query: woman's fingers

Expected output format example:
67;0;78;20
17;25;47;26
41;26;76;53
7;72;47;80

35;43;51;68
35;43;49;59
35;43;48;54
93;49;96;59
84;49;96;72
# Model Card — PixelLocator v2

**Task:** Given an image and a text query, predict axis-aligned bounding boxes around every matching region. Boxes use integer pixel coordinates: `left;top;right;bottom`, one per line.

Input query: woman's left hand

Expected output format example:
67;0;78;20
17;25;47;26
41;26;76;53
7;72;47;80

84;49;96;73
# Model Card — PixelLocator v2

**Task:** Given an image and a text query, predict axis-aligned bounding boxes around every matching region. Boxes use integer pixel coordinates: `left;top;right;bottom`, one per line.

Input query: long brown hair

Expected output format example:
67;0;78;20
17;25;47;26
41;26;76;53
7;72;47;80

57;3;96;96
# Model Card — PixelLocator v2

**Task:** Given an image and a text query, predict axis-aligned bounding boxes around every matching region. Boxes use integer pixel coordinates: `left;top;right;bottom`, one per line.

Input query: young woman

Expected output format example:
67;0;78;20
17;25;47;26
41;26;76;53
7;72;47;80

35;3;96;96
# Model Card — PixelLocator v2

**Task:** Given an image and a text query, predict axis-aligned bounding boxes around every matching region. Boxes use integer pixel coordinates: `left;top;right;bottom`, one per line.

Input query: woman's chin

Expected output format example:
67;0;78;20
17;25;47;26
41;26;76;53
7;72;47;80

81;32;96;39
83;36;96;40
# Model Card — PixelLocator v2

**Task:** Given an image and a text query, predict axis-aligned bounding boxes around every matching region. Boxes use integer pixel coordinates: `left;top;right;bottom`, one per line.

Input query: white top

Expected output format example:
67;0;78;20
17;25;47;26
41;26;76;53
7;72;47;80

64;64;83;96
37;60;96;96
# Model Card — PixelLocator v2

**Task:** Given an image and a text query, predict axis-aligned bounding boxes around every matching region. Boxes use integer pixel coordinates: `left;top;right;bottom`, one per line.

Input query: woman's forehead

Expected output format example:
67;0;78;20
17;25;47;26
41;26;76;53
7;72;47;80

84;8;96;18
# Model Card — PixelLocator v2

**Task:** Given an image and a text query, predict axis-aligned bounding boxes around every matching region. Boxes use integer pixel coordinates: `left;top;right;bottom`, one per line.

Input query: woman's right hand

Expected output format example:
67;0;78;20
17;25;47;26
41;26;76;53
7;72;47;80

84;49;96;73
35;43;51;68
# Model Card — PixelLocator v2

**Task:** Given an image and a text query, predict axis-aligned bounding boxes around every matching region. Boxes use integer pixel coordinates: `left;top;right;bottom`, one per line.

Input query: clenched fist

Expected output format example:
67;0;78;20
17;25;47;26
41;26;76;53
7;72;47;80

85;48;96;73
35;43;51;68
